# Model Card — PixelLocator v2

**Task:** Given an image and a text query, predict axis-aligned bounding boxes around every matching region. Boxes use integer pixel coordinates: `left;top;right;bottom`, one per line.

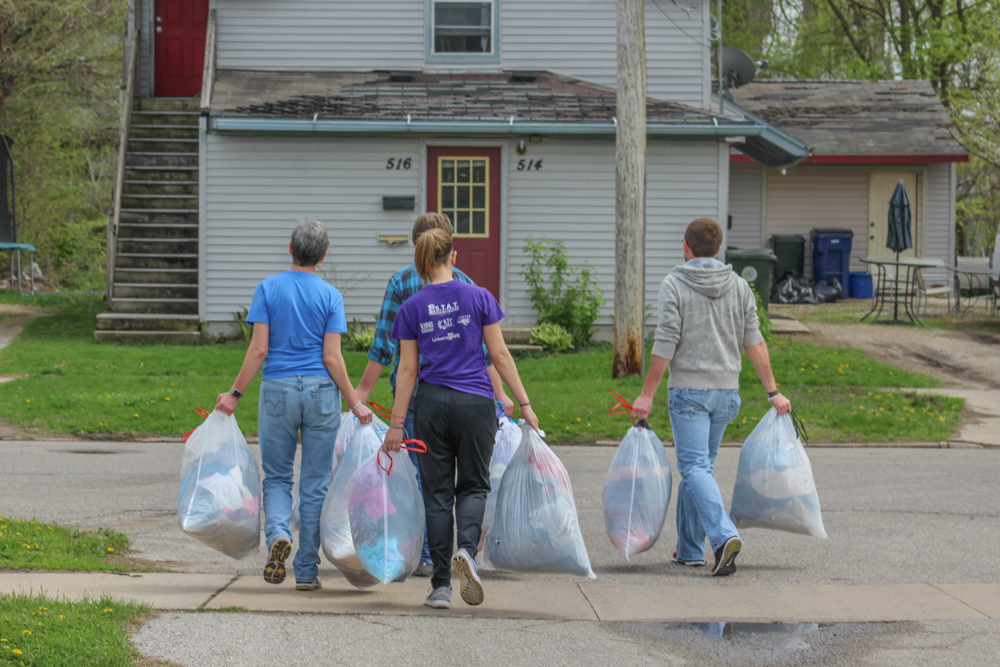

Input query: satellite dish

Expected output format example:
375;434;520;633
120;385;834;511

720;46;757;90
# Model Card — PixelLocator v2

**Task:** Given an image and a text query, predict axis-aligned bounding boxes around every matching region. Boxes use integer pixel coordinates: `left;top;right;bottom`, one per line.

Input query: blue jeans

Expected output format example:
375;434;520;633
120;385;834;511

404;408;433;564
258;375;341;582
668;388;742;562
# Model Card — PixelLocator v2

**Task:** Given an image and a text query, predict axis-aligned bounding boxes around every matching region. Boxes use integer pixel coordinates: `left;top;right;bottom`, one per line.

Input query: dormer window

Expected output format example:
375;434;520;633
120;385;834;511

428;1;498;61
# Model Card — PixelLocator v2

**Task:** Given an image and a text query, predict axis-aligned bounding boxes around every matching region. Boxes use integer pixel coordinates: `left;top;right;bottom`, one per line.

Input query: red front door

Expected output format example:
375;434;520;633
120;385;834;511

154;0;208;97
426;147;502;299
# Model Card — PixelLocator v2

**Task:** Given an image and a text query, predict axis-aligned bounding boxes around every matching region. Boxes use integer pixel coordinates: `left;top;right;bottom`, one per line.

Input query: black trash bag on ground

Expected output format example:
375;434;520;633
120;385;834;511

771;273;841;304
813;278;842;303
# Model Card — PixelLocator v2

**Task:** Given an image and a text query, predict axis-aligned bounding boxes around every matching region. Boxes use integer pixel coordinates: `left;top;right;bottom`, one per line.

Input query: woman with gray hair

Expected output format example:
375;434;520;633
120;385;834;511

216;218;372;591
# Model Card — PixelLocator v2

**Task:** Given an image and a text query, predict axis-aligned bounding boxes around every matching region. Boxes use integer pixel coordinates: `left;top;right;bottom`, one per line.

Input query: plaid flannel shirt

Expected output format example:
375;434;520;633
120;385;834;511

368;263;493;394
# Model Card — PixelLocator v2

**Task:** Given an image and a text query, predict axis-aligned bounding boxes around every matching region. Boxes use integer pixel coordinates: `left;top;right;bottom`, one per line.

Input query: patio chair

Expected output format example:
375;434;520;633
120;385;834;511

914;270;952;317
956;256;991;314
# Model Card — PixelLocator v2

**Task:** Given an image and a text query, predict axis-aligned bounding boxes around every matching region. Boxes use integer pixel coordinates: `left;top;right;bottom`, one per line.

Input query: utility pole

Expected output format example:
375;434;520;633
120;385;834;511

613;0;646;378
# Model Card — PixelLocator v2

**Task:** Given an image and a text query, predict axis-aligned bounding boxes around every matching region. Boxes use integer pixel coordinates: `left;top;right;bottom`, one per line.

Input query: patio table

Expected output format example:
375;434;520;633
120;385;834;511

0;242;36;294
860;257;943;326
944;266;996;317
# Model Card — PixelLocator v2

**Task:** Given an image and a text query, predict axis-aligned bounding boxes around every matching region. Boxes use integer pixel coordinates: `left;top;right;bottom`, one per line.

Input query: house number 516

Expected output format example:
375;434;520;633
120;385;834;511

386;158;412;170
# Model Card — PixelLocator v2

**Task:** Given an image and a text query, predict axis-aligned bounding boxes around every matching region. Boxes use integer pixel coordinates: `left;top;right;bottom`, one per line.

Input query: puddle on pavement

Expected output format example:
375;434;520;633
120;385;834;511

691;622;821;639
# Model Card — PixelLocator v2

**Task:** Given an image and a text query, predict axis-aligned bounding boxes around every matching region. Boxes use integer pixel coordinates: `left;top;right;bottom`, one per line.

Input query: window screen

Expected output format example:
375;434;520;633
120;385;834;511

434;2;492;54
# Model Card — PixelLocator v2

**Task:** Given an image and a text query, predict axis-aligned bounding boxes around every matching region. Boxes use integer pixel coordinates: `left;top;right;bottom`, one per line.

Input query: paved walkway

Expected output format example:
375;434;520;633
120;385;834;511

911;388;1000;446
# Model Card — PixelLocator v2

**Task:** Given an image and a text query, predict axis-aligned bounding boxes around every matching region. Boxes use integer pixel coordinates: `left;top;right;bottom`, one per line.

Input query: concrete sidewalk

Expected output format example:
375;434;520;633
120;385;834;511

911;388;1000;446
2;571;998;623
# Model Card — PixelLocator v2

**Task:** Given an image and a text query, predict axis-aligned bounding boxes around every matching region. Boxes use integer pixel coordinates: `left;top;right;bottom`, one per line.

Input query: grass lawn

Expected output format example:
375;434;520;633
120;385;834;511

0;513;138;572
0;592;150;666
0;294;963;443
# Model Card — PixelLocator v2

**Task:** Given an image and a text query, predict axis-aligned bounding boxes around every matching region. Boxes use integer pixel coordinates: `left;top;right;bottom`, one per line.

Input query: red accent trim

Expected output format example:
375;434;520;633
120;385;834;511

731;153;969;165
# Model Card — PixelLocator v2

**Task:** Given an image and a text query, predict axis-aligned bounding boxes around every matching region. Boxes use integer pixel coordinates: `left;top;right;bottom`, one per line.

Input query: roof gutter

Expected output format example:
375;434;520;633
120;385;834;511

211;116;768;138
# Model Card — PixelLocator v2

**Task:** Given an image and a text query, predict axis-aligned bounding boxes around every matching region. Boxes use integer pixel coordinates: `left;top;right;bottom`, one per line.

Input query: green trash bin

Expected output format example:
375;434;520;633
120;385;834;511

771;234;805;280
726;248;778;311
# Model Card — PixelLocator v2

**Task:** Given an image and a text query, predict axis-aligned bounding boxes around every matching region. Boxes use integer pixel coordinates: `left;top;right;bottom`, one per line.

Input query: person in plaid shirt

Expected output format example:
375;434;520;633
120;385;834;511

355;212;514;577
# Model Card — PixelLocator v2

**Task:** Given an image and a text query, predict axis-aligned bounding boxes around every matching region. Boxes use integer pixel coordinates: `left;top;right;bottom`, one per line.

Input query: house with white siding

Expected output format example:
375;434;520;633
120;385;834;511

98;0;809;341
727;81;969;286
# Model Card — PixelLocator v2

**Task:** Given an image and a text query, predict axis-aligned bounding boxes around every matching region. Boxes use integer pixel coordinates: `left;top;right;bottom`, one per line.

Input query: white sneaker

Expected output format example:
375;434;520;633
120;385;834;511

424;586;452;609
451;548;484;606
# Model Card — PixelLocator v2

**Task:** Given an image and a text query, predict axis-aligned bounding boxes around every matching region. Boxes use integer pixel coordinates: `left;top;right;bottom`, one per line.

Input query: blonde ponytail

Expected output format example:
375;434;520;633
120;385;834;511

415;227;453;283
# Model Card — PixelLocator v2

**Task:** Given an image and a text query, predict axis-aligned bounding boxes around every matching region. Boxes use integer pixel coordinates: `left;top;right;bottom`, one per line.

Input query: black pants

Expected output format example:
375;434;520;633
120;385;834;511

414;382;498;590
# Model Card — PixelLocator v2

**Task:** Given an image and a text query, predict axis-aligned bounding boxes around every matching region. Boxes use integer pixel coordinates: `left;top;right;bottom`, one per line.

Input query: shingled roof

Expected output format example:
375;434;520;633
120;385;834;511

729;80;968;156
212;69;720;124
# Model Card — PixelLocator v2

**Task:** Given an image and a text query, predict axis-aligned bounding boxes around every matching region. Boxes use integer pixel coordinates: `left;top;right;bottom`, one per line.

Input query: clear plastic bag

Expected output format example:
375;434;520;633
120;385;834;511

483;426;596;578
320;421;384;589
602;422;672;559
348;443;426;585
177;410;261;563
479;415;522;552
729;408;827;538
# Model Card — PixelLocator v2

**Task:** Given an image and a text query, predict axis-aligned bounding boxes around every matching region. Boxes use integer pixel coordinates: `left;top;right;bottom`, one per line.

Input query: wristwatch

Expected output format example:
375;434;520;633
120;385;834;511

230;388;244;399
767;390;780;399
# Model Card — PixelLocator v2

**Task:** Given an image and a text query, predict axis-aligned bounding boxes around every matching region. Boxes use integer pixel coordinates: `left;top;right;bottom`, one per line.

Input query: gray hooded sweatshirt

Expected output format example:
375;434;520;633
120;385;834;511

651;256;764;389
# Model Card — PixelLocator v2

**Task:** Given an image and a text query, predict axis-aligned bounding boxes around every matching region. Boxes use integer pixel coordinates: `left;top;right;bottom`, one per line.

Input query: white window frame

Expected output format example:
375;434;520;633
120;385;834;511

426;0;500;63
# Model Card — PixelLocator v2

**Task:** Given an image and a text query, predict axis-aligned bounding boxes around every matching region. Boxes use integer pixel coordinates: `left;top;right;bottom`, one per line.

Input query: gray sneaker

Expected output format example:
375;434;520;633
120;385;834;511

413;561;433;577
424;586;452;609
451;548;484;606
295;576;322;591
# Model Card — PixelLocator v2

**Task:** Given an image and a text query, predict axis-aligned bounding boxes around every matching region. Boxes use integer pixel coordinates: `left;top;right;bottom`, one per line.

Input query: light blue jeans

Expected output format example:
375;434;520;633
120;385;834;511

258;375;340;583
668;388;742;562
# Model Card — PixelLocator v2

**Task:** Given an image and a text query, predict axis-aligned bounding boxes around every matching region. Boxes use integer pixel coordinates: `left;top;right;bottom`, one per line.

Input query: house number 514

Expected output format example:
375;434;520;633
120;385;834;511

386;158;412;170
517;159;543;171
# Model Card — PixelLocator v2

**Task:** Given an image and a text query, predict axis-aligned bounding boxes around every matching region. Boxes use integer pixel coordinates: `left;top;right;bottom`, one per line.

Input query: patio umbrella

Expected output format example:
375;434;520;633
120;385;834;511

886;179;913;259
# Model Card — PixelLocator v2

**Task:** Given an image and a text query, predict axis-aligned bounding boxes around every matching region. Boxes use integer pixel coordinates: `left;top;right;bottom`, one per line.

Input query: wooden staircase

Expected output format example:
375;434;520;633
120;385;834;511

96;97;201;343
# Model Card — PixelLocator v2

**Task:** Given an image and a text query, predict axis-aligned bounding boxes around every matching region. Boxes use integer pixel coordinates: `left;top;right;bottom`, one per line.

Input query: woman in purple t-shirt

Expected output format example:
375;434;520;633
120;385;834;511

385;226;538;610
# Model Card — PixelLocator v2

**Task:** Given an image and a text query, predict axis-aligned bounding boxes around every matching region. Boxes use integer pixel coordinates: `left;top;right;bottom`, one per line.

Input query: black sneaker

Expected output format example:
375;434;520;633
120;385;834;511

711;536;742;576
672;551;707;567
263;537;292;585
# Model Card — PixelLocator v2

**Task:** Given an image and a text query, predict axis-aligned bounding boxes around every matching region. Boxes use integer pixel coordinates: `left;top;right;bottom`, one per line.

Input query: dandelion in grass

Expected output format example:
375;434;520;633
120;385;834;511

107;547;115;553
103;607;113;613
133;414;139;418
12;649;21;655
22;631;30;636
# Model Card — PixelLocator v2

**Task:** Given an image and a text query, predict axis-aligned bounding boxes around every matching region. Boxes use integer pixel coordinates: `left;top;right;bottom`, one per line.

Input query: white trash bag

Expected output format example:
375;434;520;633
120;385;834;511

602;421;672;559
320;422;384;589
177;410;261;563
479;414;522;554
348;443;426;585
729;408;827;539
483;426;596;578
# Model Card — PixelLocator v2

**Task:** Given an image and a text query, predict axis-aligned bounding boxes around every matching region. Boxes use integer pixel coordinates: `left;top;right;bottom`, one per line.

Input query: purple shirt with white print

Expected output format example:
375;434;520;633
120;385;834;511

391;279;504;400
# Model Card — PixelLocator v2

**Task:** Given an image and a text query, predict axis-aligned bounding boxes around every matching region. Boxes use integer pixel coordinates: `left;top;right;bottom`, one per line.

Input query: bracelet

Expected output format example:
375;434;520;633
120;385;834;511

519;401;531;407
350;402;362;410
388;425;404;431
767;390;780;399
392;413;407;421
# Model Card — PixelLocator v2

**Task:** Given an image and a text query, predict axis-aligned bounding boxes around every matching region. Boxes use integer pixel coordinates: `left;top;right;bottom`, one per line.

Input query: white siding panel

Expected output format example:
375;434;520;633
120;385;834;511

204;135;422;322
923;162;954;283
504;138;719;324
727;163;762;248
765;166;870;277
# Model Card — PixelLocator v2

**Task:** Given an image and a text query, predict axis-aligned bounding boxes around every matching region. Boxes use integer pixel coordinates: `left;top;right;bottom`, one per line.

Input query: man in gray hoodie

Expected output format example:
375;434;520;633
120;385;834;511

631;217;790;576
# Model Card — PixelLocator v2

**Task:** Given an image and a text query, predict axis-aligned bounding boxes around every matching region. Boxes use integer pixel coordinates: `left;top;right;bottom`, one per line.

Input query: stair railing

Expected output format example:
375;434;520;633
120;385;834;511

200;9;217;113
107;10;139;310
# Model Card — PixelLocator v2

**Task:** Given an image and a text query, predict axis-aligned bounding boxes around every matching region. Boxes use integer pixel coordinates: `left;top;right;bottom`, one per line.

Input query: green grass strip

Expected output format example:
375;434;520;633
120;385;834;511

0;592;150;666
0;514;133;572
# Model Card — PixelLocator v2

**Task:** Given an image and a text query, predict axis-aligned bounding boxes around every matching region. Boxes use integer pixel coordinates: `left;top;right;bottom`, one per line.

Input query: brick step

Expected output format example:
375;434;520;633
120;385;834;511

96;312;200;331
117;222;199;239
500;325;534;346
117;237;198;254
134;97;200;112
131;124;199;139
114;253;198;270
128;138;198;154
113;282;198;300
108;297;199;315
120;210;197;225
95;330;202;343
126;152;198;168
121;194;199;210
122;181;198;196
113;268;198;284
124;167;198;181
131;111;200;127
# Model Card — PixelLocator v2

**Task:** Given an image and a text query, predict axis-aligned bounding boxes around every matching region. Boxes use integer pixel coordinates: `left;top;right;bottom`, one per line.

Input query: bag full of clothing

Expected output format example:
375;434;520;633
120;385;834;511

320;422;384;589
729;408;827;538
348;442;426;585
602;421;672;559
483;426;596;578
177;410;261;563
334;411;389;476
479;413;522;553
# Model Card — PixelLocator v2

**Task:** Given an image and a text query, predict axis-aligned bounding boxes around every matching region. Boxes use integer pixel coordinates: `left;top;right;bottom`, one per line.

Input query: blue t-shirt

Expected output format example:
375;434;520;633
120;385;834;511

391;280;504;400
246;271;348;380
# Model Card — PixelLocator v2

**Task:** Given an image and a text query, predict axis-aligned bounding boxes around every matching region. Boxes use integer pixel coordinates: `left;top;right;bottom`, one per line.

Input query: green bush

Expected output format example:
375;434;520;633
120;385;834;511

530;322;574;352
753;287;772;340
520;238;605;347
351;327;376;352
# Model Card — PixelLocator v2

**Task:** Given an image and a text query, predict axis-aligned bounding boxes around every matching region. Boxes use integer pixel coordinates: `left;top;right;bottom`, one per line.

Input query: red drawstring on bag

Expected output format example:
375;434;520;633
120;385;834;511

181;407;212;442
377;439;427;475
367;401;393;421
607;389;634;416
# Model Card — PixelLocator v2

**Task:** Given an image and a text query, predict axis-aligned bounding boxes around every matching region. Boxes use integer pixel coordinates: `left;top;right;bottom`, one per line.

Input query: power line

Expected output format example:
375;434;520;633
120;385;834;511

649;0;716;49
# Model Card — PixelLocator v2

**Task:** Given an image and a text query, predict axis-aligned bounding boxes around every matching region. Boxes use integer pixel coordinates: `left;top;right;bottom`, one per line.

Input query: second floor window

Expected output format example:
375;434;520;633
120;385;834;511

433;1;493;54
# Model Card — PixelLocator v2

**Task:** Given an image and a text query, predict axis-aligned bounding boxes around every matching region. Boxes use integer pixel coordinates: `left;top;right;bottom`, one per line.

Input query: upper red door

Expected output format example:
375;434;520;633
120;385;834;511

154;0;209;97
426;146;502;299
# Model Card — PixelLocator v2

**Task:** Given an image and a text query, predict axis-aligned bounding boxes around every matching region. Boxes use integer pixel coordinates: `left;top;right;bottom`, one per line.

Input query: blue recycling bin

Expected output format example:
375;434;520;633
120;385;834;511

812;229;854;298
849;271;873;300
